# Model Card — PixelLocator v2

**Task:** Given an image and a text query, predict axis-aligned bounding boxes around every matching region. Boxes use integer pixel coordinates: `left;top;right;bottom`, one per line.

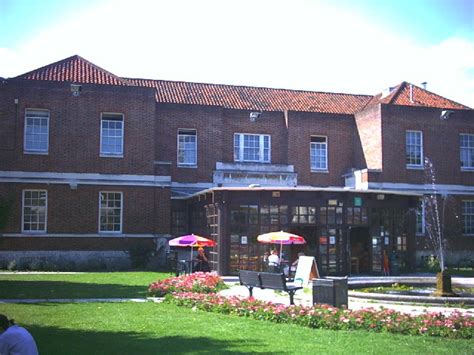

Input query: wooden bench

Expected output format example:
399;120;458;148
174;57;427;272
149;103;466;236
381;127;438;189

239;270;303;305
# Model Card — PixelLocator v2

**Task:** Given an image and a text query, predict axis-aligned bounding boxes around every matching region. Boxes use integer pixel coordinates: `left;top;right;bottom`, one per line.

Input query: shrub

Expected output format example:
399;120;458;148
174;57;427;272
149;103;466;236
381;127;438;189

148;272;227;297
127;245;154;269
7;260;17;271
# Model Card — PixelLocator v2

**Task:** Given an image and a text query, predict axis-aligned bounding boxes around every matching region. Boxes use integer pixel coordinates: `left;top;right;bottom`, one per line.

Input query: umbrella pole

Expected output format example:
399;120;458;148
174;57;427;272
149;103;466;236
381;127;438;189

190;246;193;273
280;241;283;263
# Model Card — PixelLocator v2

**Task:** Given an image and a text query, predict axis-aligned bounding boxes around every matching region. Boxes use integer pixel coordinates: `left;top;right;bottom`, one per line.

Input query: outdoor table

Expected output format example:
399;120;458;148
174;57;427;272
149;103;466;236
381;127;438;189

178;259;194;274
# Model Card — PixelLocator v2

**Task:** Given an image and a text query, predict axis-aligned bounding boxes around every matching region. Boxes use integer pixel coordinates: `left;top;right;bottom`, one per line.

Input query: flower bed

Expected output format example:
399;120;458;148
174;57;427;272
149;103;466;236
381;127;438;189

166;292;474;339
148;272;227;297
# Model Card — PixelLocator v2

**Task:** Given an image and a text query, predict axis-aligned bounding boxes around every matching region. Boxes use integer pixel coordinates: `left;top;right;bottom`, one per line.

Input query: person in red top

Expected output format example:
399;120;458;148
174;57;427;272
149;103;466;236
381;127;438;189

195;247;210;272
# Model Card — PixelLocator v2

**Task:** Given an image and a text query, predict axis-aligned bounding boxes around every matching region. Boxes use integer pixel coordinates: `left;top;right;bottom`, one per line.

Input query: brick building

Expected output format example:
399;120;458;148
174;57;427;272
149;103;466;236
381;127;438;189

0;55;473;275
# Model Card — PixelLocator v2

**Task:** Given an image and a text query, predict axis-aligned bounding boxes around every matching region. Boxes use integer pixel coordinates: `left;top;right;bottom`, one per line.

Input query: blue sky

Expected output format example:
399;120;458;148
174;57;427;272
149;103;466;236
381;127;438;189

1;0;473;106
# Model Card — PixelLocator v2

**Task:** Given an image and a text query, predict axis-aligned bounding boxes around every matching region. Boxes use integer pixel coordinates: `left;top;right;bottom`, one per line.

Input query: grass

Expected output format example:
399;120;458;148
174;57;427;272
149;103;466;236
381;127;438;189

0;272;472;354
1;302;472;354
0;272;168;299
446;268;474;277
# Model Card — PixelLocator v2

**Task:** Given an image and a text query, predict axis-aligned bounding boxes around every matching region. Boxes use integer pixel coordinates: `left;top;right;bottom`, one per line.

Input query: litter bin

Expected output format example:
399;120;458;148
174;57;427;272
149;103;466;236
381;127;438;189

312;277;348;308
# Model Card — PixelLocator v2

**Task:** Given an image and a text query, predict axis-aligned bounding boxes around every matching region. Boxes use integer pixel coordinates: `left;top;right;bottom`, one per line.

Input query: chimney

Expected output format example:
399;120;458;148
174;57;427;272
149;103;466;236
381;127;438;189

421;82;427;90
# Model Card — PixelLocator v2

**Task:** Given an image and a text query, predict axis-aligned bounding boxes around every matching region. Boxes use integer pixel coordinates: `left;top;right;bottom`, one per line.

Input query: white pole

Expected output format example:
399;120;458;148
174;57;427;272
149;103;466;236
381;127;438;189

190;245;193;273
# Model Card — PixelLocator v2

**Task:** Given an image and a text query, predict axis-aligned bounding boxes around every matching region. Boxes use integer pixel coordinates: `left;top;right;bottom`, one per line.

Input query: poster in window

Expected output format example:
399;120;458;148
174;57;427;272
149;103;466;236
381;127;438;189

241;236;248;244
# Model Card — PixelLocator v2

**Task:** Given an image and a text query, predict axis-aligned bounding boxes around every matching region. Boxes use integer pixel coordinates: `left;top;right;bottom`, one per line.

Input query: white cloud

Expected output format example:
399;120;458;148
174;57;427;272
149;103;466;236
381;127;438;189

2;0;473;107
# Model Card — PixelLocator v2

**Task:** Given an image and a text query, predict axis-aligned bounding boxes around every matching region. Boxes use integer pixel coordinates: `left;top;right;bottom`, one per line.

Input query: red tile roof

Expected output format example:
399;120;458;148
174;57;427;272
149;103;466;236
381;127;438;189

126;78;372;114
16;55;129;86
14;55;471;112
365;81;469;110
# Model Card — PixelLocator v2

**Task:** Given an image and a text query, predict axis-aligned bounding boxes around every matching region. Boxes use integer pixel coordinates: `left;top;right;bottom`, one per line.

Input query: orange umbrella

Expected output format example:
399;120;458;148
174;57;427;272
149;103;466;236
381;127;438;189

257;231;306;256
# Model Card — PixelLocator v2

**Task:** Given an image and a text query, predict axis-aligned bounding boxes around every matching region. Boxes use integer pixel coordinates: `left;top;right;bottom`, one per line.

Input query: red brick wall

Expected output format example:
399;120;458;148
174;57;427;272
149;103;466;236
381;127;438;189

156;105;288;183
354;104;383;170
0;80;156;175
381;105;474;185
288;111;356;186
0;183;170;236
156;103;224;182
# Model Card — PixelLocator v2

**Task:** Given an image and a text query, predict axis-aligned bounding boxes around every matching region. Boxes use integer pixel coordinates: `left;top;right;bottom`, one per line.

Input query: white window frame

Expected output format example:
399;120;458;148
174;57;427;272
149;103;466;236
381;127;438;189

310;135;328;172
98;191;123;234
234;133;271;163
100;113;124;157
460;133;474;171
177;128;197;167
22;189;47;233
462;200;474;236
24;109;49;154
406;130;423;169
416;198;425;236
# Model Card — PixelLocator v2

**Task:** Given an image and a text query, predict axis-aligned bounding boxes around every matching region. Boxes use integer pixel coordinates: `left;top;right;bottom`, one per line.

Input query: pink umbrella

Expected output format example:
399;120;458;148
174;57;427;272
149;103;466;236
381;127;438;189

169;234;216;248
169;234;216;272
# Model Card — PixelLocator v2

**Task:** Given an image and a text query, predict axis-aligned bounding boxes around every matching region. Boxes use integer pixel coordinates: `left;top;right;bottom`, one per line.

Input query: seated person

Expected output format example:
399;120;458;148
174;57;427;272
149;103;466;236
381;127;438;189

0;314;39;355
194;247;210;272
267;249;280;273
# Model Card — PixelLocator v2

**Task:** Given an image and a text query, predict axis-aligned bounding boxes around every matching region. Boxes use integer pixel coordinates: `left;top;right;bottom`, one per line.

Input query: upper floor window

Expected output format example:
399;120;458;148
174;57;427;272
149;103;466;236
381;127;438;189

24;109;49;154
310;136;327;171
234;133;270;163
406;130;423;168
460;134;474;170
99;192;123;233
177;129;197;166
100;113;124;157
291;206;316;224
22;190;47;233
462;200;474;235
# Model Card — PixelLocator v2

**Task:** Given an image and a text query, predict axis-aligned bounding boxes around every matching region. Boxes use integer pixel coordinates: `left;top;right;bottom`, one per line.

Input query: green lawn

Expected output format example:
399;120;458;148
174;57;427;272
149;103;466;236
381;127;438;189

0;302;472;354
0;272;167;299
0;272;472;354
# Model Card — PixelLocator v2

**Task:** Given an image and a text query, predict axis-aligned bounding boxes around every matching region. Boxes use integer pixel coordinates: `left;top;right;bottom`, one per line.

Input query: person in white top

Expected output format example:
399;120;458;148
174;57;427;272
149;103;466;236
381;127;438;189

0;314;39;355
267;249;280;272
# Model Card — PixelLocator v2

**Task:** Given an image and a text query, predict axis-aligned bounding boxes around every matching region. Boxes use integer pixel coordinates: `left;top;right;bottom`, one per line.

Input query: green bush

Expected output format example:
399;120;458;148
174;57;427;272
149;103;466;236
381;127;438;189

127;245;154;269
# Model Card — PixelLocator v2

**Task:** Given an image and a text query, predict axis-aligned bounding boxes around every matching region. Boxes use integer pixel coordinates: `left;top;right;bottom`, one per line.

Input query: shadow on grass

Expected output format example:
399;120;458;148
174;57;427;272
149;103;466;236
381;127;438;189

28;324;282;355
0;281;148;299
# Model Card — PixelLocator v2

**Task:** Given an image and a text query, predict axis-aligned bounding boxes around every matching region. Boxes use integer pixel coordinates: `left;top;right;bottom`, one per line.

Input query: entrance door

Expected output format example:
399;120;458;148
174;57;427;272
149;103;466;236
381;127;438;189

349;227;370;274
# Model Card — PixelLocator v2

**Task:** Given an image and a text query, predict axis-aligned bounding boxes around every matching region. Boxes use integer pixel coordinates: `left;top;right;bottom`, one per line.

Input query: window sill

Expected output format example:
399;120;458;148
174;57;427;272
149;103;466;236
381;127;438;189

177;165;198;169
462;234;474;237
24;151;48;155
234;161;271;164
311;170;329;174
21;231;47;235
461;168;474;172
406;165;423;170
100;154;124;158
99;232;123;235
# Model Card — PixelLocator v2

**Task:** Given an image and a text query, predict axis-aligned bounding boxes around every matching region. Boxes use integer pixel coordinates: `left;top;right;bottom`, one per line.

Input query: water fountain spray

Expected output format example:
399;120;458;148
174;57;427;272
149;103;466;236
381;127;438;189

423;157;445;271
